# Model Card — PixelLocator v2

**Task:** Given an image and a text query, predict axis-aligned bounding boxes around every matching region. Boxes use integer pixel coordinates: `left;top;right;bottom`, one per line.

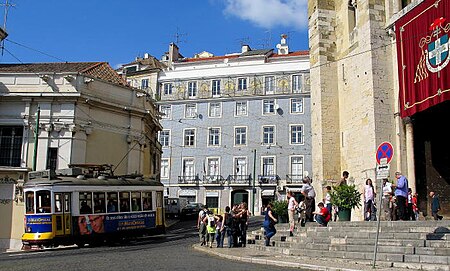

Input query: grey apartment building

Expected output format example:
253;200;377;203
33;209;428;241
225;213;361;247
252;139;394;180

156;36;311;215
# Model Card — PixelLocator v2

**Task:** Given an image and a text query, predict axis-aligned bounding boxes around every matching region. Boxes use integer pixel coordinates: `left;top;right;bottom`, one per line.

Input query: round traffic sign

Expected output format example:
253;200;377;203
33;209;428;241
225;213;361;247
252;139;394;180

376;142;394;165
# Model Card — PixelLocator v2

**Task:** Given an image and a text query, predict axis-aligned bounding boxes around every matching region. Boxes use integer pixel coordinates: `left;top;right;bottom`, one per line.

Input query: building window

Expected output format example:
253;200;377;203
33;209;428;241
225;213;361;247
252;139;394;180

141;79;149;89
262;156;275;175
184;129;196;147
290;125;303;144
238;78;247;91
163;83;173;95
209;102;222;118
401;0;411;8
265;76;274;94
290;156;304;179
292;75;301;93
263;126;275;145
234;157;247;176
212;80;221;96
188;81;197;98
263;99;275;114
182;158;195;179
207;158;220;176
291;98;303;113
348;0;357;31
235;127;247;146
235;101;248;116
159;130;170;147
208;128;221;146
0;126;23;167
160;105;171;119
206;196;219;209
161;159;170;179
46;147;58;171
185;104;197;118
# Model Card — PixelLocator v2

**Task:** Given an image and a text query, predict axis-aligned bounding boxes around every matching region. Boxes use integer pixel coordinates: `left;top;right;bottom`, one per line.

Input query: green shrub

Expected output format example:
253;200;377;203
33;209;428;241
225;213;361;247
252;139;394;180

330;184;362;210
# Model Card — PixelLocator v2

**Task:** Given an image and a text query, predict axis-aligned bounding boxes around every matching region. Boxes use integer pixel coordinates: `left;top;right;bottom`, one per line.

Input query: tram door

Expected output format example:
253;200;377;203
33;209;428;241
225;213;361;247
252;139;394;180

54;193;71;236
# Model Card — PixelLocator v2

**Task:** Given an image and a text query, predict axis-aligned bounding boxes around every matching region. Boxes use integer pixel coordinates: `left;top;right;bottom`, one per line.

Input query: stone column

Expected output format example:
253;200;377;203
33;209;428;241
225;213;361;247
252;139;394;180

404;117;416;193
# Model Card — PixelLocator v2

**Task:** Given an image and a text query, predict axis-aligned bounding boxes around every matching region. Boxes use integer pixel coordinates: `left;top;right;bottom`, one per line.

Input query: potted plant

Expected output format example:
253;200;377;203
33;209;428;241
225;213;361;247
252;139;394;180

330;184;362;221
270;200;288;223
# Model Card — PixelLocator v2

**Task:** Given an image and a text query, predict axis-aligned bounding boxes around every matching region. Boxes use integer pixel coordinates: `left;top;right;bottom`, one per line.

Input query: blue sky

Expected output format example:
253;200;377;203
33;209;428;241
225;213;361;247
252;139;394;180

0;0;309;68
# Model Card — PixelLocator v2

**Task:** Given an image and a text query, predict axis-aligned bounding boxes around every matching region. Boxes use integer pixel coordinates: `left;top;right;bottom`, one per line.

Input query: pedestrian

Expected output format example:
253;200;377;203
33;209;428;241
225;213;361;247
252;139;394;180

324;186;332;215
204;210;217;248
407;188;414;220
197;205;208;246
223;206;234;248
287;191;298;236
263;202;277;246
364;178;375;221
237;202;250;247
430;191;443;220
215;214;224;247
393;171;409;220
313;202;331;226
296;200;306;226
412;192;419;220
338;170;349;186
300;177;316;222
382;178;393;221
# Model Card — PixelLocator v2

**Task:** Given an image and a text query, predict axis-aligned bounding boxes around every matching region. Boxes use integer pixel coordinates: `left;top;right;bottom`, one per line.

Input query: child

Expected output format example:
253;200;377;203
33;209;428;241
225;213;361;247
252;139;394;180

324;186;332;214
313;202;331;226
296;200;306;227
215;215;224;247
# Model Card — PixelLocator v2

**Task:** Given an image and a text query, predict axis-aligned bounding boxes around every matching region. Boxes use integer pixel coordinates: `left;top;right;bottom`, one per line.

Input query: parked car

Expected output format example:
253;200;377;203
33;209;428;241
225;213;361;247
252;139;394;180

164;197;188;218
180;203;204;220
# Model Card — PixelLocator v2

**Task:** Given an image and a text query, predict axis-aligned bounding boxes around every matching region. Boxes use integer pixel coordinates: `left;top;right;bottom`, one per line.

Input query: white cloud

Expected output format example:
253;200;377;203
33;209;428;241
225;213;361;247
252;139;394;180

223;0;308;30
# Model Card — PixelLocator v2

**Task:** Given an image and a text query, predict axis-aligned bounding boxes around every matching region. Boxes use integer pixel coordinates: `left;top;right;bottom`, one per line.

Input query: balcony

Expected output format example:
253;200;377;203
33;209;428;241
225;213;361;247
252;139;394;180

178;174;199;186
258;175;279;185
202;175;225;185
286;174;304;184
227;174;251;186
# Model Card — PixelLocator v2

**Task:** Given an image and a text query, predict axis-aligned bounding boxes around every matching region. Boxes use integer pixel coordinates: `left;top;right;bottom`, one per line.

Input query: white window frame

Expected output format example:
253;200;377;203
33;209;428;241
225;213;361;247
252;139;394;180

262;125;275;145
290;124;304;145
164;83;173;95
160;105;172;119
207;157;220;177
292;74;301;93
262;99;275;115
141;78;149;90
185;104;197;119
212;80;221;97
234;126;247;146
161;159;170;179
290;98;304;114
234;156;248;176
188;81;197;98
235;101;248;116
183;128;196;147
237;78;247;91
261;156;276;176
159;129;171;147
208;127;221;147
290;156;304;179
208;102;222;118
265;76;275;94
182;158;195;179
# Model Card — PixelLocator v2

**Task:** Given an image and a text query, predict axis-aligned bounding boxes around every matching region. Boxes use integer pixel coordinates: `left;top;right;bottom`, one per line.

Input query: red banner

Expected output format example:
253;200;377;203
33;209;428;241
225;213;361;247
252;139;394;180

396;0;450;118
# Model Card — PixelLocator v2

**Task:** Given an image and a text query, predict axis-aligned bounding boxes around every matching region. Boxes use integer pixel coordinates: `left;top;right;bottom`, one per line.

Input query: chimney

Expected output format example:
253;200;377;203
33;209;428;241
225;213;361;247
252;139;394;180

241;45;251;54
169;43;180;67
144;53;149;59
276;34;289;55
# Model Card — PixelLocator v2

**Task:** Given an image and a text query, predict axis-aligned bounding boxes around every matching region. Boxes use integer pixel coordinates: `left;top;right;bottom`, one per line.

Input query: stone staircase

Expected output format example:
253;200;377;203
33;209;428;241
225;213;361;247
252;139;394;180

247;220;450;270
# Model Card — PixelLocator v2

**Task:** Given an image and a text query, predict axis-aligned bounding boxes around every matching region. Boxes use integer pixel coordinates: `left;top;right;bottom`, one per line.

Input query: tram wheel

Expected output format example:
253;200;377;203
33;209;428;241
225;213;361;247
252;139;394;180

76;242;85;248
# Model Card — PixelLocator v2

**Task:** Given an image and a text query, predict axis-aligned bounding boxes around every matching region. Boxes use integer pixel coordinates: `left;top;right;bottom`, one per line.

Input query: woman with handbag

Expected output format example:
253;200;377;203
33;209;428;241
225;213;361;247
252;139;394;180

263;202;278;246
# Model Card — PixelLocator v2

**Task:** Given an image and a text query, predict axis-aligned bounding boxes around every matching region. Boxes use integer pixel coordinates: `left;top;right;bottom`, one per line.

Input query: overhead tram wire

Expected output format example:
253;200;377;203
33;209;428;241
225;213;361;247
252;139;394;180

5;38;68;62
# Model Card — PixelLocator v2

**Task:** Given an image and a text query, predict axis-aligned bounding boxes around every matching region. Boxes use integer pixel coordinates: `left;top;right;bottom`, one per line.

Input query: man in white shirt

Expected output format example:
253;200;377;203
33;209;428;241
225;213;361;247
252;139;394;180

287;191;298;236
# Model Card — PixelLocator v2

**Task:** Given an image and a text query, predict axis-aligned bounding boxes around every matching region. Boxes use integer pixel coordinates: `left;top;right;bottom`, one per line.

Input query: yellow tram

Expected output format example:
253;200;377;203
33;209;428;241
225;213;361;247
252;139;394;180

22;167;165;248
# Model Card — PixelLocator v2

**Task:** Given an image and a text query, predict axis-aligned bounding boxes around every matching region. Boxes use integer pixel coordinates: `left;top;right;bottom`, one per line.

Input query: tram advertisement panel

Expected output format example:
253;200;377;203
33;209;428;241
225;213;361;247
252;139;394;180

25;215;52;233
76;212;156;235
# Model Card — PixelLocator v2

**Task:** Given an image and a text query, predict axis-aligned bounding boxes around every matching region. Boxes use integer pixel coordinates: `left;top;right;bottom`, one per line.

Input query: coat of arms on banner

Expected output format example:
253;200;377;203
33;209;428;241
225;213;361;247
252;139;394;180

415;17;450;82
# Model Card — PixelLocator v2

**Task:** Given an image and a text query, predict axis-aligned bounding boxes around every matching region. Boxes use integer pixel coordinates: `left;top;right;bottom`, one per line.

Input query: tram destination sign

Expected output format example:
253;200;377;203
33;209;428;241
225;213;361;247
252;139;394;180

28;170;54;180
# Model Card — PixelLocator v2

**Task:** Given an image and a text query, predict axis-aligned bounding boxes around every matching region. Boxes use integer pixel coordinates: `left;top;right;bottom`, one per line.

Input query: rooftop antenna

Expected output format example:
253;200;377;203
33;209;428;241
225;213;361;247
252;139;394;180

237;36;250;46
261;29;273;49
1;0;15;30
173;27;187;45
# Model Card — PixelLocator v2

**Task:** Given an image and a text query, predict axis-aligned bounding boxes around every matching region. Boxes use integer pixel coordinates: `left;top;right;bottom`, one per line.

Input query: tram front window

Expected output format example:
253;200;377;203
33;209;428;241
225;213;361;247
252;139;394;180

36;190;51;213
25;191;34;214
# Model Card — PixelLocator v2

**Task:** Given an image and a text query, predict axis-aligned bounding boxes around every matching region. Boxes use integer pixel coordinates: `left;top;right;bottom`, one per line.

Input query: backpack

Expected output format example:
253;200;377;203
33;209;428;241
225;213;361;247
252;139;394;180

207;215;216;227
225;212;234;227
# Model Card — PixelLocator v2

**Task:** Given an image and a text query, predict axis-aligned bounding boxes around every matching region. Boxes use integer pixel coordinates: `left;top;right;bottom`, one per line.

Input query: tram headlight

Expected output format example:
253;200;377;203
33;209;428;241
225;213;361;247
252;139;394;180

26;227;32;233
